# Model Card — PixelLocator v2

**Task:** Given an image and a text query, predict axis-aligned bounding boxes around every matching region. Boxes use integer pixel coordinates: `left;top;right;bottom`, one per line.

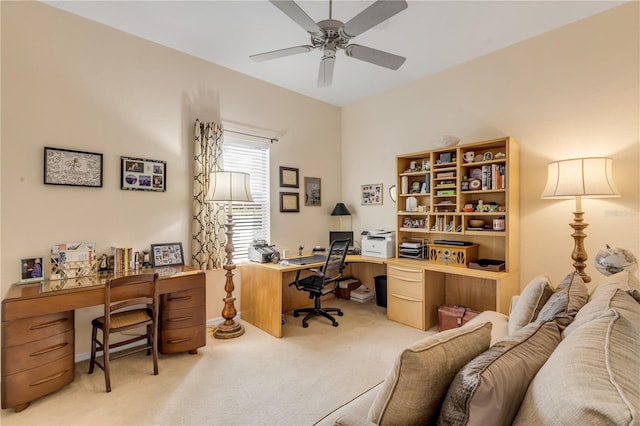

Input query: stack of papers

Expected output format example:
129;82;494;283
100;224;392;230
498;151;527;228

350;285;375;303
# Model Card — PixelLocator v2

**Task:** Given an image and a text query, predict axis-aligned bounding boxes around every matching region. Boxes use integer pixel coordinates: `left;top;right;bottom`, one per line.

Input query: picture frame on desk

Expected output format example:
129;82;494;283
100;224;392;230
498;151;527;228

121;156;166;192
44;147;103;187
19;257;44;283
151;242;184;267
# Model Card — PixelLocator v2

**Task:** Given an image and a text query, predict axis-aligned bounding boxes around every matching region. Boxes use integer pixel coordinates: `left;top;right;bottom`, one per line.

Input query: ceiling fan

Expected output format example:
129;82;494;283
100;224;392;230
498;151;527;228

250;0;408;87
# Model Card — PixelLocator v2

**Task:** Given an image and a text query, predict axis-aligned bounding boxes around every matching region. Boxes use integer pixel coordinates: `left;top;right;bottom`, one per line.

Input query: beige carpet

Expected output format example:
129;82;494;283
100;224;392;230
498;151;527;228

1;298;434;426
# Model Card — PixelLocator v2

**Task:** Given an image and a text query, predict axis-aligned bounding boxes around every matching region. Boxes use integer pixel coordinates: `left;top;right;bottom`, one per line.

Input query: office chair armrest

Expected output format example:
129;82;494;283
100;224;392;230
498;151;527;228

306;268;324;277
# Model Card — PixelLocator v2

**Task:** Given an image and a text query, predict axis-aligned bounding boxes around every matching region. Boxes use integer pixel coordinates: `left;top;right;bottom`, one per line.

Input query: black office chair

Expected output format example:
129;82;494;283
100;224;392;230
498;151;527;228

88;273;159;392
289;239;351;328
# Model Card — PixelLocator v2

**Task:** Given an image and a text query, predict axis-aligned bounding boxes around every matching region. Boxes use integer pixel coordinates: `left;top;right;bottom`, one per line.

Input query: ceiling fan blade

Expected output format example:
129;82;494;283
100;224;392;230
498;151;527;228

317;53;336;87
269;0;322;35
345;44;405;70
342;0;408;38
250;45;314;62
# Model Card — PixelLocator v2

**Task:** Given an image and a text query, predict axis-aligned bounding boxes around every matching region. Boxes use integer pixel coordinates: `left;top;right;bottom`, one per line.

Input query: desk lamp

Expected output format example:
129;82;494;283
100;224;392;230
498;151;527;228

331;202;352;231
205;171;253;339
541;157;619;283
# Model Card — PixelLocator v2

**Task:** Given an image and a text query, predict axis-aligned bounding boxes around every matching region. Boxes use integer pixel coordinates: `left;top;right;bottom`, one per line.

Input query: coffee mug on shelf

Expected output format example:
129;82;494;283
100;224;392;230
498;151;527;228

463;151;475;163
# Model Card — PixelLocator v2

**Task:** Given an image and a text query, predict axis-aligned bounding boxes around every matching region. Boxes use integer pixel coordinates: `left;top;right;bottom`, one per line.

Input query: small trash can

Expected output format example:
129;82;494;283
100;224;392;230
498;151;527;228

374;275;388;308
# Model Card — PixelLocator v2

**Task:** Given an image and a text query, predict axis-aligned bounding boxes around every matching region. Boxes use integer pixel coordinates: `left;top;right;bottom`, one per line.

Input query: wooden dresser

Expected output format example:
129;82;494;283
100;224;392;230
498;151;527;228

1;266;206;412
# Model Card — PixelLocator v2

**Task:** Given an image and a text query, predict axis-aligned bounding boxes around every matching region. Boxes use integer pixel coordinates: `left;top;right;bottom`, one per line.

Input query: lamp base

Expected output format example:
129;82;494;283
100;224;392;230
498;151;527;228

213;321;245;339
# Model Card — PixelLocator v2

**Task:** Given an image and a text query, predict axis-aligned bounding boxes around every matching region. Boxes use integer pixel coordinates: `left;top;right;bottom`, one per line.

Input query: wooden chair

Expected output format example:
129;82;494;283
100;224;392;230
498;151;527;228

88;273;159;392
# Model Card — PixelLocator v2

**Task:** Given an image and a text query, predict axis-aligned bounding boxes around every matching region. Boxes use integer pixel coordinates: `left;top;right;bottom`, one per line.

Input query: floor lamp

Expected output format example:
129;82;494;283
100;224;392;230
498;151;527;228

331;202;352;231
205;171;253;339
541;157;619;283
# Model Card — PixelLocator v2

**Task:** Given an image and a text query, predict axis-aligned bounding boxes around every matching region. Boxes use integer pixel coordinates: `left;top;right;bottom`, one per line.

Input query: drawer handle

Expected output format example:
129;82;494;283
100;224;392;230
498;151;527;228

30;370;68;387
167;337;192;344
30;318;69;330
390;293;422;302
30;342;68;357
167;296;191;302
167;316;193;322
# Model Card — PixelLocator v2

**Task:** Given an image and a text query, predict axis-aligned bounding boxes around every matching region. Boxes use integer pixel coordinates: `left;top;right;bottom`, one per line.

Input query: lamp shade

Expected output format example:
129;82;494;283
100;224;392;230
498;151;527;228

330;203;351;216
205;171;253;202
541;157;619;199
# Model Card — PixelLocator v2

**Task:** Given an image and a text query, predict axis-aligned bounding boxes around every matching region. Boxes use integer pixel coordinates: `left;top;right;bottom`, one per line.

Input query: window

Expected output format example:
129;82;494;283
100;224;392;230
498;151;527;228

222;136;270;262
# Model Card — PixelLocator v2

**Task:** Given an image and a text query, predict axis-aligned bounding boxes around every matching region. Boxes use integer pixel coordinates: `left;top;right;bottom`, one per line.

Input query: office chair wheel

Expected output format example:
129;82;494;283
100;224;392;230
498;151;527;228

293;312;300;317
302;322;309;328
338;312;344;316
332;321;339;327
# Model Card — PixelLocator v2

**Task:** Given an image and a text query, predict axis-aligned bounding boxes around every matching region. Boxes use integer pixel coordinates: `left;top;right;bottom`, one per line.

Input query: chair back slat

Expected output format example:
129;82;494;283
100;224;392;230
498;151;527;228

103;273;159;328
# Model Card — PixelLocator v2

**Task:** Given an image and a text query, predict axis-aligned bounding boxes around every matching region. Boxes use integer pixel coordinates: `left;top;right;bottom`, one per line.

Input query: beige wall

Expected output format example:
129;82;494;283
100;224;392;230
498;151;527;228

1;2;639;356
342;2;639;285
1;2;341;353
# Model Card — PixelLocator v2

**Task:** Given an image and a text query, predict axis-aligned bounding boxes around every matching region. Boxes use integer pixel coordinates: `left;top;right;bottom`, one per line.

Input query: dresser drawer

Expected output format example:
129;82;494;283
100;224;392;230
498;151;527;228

161;287;205;309
2;311;74;347
2;329;74;375
1;356;74;410
160;325;206;354
161;306;205;330
387;294;425;330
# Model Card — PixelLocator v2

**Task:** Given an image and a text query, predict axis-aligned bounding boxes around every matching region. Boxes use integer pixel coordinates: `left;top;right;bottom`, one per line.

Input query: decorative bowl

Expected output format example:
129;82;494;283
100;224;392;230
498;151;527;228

468;219;484;228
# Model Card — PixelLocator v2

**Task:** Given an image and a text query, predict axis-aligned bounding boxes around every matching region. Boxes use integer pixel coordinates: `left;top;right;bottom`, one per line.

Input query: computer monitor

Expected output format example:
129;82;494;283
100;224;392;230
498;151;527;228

329;231;354;252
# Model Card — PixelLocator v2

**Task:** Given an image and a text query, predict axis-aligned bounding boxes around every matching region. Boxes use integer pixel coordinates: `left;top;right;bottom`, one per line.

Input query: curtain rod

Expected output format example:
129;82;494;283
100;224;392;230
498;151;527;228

224;129;278;144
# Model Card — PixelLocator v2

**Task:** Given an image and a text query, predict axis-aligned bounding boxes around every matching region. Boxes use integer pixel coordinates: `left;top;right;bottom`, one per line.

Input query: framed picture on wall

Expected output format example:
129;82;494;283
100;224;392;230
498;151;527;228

280;192;300;212
279;166;299;188
121;156;166;192
361;183;383;205
304;177;321;206
44;147;103;187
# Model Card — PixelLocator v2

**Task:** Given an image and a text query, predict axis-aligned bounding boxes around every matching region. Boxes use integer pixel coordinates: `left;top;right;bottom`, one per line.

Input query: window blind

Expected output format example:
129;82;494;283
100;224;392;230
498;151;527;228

222;136;270;262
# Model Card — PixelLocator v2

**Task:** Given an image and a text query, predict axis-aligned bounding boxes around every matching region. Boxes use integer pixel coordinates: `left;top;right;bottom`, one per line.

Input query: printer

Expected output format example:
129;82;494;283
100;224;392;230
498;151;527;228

248;240;276;263
361;230;396;258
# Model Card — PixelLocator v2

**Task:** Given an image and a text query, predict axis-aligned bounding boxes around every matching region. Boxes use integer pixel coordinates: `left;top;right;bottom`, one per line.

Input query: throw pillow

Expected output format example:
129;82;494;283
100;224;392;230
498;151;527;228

536;271;588;327
513;309;640;425
438;320;561;426
508;275;553;335
367;322;492;426
563;287;640;338
590;270;640;300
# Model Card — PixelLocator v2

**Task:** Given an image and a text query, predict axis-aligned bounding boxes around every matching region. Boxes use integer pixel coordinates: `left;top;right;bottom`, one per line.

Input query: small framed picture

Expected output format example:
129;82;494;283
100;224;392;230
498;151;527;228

361;183;383;205
121;156;166;192
304;177;321;206
279;166;299;188
44;147;103;187
151;243;184;267
280;192;300;212
20;257;44;283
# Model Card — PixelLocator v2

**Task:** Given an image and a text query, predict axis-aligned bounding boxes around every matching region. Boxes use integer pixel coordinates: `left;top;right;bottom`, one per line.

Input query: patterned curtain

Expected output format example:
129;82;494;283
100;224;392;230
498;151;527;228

192;119;225;270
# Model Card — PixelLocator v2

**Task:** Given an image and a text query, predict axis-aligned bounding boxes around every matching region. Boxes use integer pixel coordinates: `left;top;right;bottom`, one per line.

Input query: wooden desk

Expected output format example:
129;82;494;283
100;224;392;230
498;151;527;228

1;265;206;412
240;255;386;338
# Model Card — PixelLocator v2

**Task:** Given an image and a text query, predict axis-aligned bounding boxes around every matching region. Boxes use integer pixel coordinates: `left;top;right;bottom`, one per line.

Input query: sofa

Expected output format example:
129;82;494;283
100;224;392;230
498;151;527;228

316;270;640;425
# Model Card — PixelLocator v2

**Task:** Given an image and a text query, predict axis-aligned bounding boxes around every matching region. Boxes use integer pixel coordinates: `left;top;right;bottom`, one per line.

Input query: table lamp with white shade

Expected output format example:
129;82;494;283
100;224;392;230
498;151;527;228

205;171;253;339
541;157;619;283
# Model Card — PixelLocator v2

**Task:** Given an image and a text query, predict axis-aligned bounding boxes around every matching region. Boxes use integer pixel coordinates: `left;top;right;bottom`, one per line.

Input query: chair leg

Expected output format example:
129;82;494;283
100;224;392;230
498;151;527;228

88;326;98;374
150;324;159;376
103;331;111;393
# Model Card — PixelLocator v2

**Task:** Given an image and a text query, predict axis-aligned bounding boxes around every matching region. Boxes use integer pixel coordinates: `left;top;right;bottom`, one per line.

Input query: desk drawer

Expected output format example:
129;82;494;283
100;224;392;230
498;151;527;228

2;311;74;347
161;306;205;330
387;294;425;330
160;325;205;354
161;287;205;309
2;329;74;375
388;265;424;282
1;356;74;410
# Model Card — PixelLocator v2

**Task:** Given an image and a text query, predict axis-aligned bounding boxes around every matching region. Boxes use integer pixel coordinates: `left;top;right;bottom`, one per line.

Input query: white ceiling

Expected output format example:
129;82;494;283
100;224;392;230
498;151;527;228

44;1;624;107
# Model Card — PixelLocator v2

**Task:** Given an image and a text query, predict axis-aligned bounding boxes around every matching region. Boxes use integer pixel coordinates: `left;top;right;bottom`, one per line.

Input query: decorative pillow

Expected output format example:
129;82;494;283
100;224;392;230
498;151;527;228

536;271;588;327
508;275;553;335
563;287;640;337
367;322;492;426
438;320;561;425
513;309;640;425
590;270;640;300
466;310;509;346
